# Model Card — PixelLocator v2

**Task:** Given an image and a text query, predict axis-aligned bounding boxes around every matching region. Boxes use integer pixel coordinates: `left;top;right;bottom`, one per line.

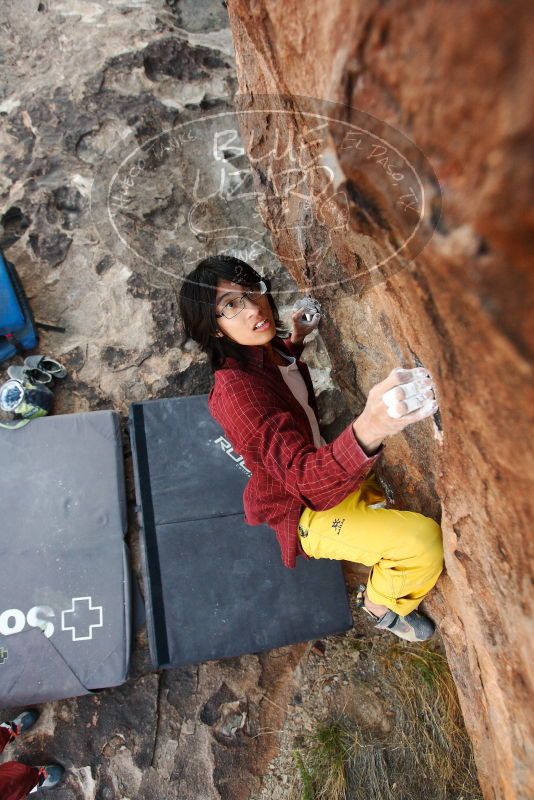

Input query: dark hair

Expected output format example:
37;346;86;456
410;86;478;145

179;255;284;371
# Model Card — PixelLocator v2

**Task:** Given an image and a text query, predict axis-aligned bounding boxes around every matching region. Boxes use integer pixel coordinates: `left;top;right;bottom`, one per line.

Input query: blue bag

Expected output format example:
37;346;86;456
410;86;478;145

0;249;39;364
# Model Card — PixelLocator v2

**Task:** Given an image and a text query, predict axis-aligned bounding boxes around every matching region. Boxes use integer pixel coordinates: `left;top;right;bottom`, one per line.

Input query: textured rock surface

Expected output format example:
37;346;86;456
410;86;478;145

225;2;534;799
0;1;527;798
0;2;365;798
0;1;317;798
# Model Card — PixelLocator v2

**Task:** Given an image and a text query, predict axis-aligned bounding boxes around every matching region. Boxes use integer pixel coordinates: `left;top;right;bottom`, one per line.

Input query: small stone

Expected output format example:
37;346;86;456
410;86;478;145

183;338;200;353
311;640;326;656
95;255;114;275
182;719;195;735
380;718;393;734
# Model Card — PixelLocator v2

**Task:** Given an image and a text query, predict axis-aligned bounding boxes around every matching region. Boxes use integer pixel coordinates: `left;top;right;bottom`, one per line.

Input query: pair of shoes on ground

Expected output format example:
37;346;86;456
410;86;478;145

355;584;436;643
1;709;64;791
7;355;67;387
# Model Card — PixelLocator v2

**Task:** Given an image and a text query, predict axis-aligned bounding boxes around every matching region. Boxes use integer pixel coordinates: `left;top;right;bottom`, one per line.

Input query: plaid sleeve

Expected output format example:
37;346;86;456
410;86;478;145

283;337;306;359
211;375;383;511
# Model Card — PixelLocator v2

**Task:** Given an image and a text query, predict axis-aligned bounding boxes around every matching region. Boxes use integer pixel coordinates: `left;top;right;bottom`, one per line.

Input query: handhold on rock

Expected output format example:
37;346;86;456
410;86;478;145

292;296;322;323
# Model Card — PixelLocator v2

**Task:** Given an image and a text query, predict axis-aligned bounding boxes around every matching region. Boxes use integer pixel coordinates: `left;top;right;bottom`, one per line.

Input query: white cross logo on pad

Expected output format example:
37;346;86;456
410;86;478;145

61;596;104;641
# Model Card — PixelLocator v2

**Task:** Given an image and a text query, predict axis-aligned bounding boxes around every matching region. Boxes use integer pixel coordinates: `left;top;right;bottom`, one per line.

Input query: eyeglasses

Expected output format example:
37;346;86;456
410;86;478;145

215;280;268;319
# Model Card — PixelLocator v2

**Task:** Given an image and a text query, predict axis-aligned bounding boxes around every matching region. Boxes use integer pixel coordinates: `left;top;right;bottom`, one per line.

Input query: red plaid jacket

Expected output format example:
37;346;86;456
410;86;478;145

208;335;384;568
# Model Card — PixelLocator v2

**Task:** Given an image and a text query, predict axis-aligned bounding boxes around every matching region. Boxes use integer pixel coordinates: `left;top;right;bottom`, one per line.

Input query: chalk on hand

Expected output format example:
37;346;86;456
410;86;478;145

382;378;433;407
292;297;322;324
382;372;438;419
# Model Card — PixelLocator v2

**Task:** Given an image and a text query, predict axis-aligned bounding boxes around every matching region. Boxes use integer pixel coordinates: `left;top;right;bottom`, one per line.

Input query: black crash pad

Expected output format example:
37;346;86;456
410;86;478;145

128;394;352;669
0;411;131;705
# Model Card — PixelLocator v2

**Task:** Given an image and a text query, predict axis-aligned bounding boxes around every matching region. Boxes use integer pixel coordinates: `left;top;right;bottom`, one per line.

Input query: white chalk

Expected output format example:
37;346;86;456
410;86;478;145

382;378;434;407
386;396;438;419
292;297;322;325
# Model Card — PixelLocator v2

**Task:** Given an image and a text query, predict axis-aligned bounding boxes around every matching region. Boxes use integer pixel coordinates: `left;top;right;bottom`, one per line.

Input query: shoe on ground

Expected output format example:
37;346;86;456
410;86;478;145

24;355;67;380
373;608;436;642
1;709;39;737
7;364;53;385
29;764;65;792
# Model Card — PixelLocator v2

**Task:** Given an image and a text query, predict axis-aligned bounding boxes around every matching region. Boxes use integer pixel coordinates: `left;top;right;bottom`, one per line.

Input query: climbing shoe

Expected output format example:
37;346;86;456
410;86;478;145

356;584;435;642
30;764;65;792
0;708;38;742
9;709;39;736
24;355;67;380
370;607;435;642
7;364;53;385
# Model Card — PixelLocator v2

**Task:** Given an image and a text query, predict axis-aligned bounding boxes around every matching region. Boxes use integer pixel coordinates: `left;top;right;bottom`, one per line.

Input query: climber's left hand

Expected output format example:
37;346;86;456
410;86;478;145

290;308;321;343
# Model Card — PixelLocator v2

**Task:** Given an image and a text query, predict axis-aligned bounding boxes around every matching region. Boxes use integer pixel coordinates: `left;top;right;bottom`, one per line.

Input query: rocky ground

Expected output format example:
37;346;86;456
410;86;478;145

0;1;495;798
249;594;481;800
3;570;481;800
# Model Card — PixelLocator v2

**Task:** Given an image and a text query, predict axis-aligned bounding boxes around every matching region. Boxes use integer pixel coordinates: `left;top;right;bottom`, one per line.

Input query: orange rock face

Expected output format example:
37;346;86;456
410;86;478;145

226;1;534;798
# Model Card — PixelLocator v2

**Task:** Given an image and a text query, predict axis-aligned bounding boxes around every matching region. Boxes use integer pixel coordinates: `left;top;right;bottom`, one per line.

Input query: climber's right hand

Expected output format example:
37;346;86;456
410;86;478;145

352;367;438;454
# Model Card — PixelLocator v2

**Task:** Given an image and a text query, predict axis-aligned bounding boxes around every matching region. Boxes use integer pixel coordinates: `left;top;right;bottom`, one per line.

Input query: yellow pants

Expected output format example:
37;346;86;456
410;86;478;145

298;474;443;615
